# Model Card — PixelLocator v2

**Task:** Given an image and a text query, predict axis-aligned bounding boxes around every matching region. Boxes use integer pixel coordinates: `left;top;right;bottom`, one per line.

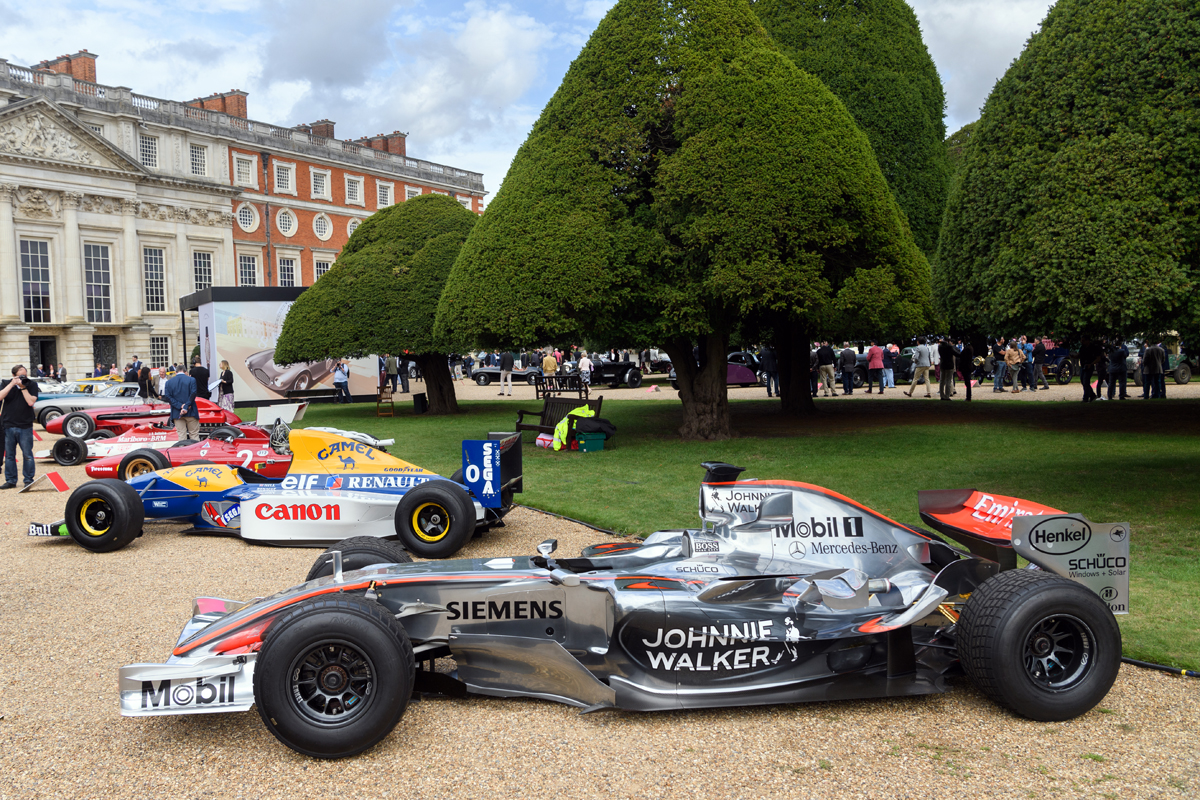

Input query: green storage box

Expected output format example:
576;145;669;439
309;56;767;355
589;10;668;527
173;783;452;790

577;432;605;453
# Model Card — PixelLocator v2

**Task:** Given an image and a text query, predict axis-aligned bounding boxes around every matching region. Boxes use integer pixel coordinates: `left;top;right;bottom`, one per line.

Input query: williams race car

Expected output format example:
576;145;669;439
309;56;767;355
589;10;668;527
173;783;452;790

118;464;1127;759
31;428;522;556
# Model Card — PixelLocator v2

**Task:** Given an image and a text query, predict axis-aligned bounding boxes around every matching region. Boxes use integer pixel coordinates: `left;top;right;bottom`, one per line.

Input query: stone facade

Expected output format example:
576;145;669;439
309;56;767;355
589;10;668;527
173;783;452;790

0;52;487;375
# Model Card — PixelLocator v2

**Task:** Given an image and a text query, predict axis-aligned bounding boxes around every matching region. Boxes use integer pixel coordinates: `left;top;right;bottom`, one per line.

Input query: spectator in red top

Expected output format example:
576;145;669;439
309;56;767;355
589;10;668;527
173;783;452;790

866;340;885;394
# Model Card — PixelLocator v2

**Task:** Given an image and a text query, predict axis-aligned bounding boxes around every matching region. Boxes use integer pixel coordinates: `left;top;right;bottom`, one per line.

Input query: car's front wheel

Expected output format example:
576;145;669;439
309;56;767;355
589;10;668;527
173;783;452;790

957;570;1121;721
1055;360;1074;385
394;482;476;558
38;407;63;428
475;373;491;386
306;536;413;581
625;369;643;389
52;436;89;466
254;595;415;759
1174;362;1191;385
63;479;144;552
118;448;171;480
62;412;95;439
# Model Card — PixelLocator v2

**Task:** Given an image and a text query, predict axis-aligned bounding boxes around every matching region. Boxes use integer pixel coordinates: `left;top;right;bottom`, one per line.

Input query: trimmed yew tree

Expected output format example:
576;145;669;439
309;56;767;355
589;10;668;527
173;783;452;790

936;0;1200;339
753;0;951;257
275;194;477;414
437;0;930;439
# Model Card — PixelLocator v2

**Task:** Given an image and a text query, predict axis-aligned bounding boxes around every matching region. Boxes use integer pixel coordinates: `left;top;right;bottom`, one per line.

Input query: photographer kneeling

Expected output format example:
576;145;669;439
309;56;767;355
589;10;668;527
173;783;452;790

0;365;40;489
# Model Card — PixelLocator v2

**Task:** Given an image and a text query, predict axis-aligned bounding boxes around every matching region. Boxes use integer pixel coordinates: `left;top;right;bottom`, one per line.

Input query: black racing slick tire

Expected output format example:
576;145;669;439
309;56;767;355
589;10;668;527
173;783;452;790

957;570;1121;721
306;536;413;582
63;479;144;553
52;436;89;467
62;412;96;440
394;481;476;559
89;429;117;440
117;448;171;480
475;373;491;386
449;469;464;484
625;369;643;389
254;595;415;759
206;425;243;442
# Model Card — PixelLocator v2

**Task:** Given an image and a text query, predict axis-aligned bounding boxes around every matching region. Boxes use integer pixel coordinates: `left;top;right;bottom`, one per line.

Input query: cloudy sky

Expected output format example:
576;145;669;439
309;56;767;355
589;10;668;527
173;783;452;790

1;0;1054;201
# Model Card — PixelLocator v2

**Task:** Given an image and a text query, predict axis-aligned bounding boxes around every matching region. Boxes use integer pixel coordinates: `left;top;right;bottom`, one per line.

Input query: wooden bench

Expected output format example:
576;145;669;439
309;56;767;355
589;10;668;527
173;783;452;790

534;374;589;400
516;396;603;437
286;388;339;403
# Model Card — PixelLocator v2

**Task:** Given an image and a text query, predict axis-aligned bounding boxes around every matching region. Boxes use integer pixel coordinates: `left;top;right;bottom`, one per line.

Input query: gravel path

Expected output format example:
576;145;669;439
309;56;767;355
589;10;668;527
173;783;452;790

0;447;1197;798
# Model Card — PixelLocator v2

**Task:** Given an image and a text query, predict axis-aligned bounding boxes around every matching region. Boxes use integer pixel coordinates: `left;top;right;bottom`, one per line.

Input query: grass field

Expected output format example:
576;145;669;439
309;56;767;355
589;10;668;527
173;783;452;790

296;397;1200;671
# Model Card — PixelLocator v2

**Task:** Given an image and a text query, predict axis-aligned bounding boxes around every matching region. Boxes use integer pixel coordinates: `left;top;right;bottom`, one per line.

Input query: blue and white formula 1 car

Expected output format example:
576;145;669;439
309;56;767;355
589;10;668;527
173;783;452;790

29;428;522;557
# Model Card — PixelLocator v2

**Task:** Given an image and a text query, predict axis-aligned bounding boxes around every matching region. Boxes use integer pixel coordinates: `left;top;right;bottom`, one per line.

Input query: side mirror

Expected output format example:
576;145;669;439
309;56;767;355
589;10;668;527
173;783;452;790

537;539;558;557
755;492;794;524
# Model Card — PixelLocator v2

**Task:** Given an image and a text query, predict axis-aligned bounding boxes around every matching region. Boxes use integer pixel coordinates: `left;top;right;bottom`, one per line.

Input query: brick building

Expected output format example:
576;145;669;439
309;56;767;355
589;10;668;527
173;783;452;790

0;50;486;373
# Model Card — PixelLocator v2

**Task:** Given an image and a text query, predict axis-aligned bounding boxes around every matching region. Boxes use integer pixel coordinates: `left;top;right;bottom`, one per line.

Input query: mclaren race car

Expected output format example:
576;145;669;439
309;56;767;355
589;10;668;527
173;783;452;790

118;464;1128;759
31;428;522;556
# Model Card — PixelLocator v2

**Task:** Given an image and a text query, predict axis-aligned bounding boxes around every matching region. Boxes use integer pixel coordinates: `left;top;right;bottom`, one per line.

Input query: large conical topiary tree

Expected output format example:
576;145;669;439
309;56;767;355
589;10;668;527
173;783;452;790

936;0;1200;340
275;194;477;414
437;0;930;438
752;0;952;257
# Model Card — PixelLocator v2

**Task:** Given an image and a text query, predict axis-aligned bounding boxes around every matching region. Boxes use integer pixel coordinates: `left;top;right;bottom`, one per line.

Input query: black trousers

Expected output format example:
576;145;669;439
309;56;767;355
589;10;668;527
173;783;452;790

1080;365;1096;400
1108;369;1127;399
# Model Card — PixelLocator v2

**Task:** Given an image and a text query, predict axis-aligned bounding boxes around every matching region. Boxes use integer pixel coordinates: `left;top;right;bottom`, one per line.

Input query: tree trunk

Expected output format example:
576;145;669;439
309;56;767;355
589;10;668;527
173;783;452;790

413;353;459;414
663;333;731;440
774;322;816;416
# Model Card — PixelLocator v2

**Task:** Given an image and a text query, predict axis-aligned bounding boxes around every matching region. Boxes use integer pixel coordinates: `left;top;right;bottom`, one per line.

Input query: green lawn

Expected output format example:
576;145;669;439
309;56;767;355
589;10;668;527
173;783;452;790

295;397;1200;670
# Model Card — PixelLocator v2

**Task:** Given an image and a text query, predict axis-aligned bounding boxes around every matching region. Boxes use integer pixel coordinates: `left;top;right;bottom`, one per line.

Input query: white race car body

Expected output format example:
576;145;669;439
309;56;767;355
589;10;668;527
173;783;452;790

35;423;179;462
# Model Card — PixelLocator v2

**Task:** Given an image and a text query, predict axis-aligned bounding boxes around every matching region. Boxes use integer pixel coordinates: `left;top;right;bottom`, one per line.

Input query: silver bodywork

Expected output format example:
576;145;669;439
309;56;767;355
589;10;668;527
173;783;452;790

34;383;143;416
121;478;1123;719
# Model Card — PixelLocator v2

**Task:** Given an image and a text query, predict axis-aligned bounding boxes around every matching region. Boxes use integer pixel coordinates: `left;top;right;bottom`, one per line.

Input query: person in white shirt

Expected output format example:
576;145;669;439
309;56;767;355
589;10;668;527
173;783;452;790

577;353;594;385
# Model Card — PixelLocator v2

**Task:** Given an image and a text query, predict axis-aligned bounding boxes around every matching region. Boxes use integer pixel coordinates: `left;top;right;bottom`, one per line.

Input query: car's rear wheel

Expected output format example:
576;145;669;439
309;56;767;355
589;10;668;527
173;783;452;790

63;479;144;552
52;436;89;466
118;448;171;480
254;595;414;759
38;407;63;427
1174;363;1191;384
1055;360;1075;385
957;570;1120;721
90;429;117;440
1132;368;1143;387
306;536;413;581
394;482;476;558
526;373;538;385
475;373;491;386
625;369;643;389
207;425;243;442
62;412;95;439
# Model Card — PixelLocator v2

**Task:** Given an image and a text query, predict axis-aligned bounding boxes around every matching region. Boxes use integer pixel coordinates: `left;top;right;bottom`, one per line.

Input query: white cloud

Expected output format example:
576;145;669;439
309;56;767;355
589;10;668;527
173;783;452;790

909;0;1054;132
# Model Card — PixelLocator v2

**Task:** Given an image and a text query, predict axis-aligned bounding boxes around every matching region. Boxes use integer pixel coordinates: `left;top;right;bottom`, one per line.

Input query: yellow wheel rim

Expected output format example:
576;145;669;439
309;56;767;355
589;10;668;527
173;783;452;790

126;458;155;478
78;497;113;537
412;502;450;542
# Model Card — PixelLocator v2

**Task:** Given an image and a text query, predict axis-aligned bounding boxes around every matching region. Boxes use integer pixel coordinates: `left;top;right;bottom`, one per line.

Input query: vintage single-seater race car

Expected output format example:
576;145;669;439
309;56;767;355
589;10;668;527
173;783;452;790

31;428;522;556
116;464;1128;759
53;404;311;474
43;396;241;440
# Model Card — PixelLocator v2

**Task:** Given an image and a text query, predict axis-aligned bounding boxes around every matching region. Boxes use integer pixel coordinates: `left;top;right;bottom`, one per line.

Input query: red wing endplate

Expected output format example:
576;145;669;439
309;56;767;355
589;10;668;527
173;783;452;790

918;489;1064;548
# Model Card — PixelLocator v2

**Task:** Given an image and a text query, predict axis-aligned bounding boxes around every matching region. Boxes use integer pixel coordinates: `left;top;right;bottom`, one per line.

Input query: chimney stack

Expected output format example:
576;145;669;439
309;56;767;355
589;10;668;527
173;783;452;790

307;119;336;139
37;50;98;83
385;131;407;157
186;90;249;119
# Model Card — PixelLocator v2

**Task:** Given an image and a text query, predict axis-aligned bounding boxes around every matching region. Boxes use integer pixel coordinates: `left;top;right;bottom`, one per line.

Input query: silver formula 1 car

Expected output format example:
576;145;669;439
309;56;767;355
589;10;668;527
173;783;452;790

120;463;1129;759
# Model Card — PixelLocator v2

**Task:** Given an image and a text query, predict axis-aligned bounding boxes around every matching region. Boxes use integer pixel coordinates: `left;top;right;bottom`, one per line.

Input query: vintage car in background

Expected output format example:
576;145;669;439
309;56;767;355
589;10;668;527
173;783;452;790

246;348;338;394
44;396;241;440
34;383;144;428
669;352;762;390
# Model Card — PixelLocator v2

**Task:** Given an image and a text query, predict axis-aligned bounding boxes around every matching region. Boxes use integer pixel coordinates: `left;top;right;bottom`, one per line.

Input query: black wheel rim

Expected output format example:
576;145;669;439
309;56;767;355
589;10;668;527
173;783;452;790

66;417;90;437
1022;614;1095;691
288;640;376;726
59;440;81;463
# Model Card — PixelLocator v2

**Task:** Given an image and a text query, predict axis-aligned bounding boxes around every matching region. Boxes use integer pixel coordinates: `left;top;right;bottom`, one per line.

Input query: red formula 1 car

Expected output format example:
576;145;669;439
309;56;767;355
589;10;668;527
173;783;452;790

47;398;241;440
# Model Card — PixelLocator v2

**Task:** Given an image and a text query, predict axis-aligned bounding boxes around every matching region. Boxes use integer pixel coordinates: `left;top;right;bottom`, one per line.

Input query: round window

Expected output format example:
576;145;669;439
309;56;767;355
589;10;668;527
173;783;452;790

236;203;258;232
313;214;331;240
276;209;296;236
